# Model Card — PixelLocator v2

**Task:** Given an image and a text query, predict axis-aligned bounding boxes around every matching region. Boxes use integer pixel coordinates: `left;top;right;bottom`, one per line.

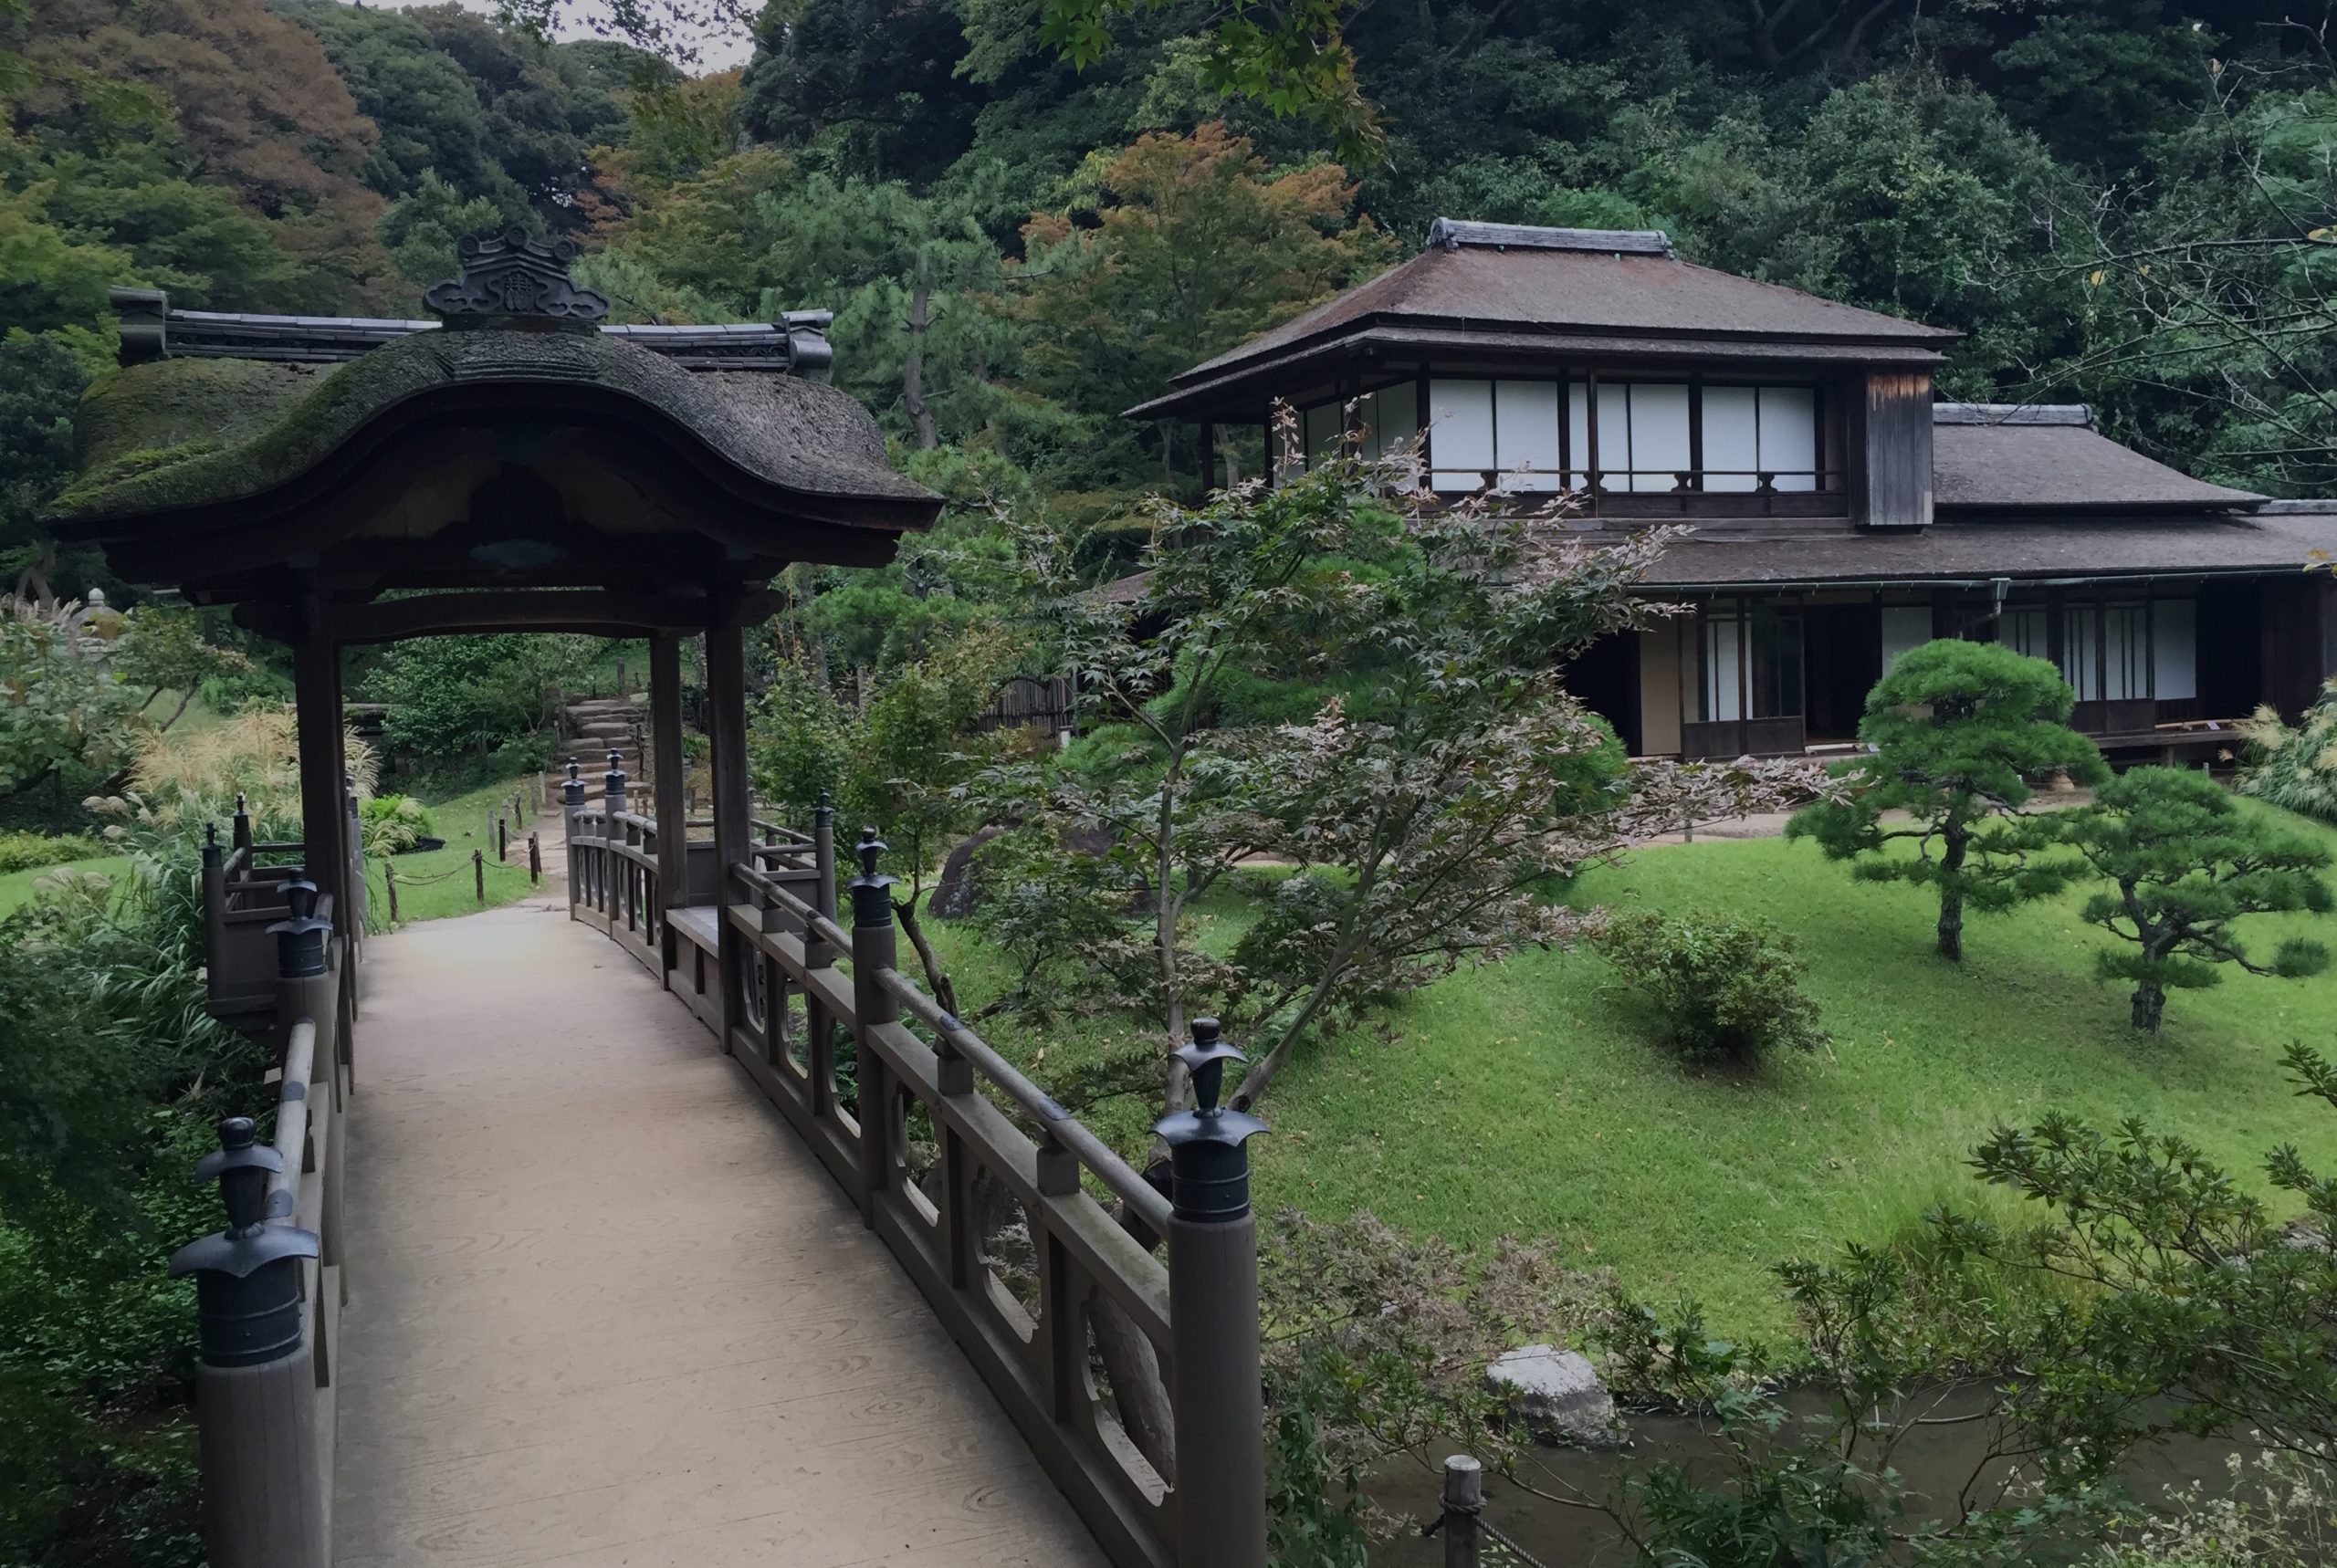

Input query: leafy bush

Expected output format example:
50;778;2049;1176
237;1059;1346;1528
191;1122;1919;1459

359;794;435;854
1598;908;1827;1065
0;830;101;873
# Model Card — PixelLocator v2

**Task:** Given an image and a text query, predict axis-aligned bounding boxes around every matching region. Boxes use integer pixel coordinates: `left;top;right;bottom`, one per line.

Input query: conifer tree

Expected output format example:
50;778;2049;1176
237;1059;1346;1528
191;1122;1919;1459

2056;766;2332;1032
1787;639;2106;961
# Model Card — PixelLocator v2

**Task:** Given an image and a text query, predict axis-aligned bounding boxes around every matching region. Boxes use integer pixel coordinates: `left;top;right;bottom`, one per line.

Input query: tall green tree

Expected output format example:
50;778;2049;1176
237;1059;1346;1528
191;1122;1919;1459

1010;122;1390;486
2054;765;2332;1032
1787;639;2108;962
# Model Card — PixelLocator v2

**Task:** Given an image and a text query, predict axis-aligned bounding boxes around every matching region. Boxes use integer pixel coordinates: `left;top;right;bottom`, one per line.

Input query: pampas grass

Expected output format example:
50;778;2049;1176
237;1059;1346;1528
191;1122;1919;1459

98;706;376;840
2237;681;2337;823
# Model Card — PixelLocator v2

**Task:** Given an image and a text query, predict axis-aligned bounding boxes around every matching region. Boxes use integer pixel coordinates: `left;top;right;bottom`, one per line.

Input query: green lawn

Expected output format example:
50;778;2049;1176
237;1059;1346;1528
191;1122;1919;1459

929;808;2337;1342
368;775;551;925
0;854;131;917
1254;821;2337;1338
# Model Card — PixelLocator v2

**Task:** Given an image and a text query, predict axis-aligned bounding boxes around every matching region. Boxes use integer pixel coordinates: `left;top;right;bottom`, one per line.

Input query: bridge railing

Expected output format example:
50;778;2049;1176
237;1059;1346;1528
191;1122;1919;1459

722;831;1261;1568
201;782;363;1030
168;879;350;1568
562;755;1268;1567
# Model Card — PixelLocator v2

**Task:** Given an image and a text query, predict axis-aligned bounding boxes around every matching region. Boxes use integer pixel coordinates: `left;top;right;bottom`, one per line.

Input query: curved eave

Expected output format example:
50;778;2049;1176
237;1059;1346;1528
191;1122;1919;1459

1125;319;1956;422
52;375;940;553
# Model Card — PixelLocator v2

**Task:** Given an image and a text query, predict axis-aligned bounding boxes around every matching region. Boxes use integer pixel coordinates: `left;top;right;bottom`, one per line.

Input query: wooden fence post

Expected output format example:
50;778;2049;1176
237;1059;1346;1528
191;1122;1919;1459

1154;1018;1269;1568
384;862;398;925
528;832;541;883
473;848;484;905
1439;1456;1483;1568
847;828;896;1226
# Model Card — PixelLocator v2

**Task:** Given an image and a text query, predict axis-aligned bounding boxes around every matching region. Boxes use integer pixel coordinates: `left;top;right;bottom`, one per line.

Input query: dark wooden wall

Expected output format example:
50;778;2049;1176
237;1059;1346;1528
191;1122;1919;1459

1849;371;1934;530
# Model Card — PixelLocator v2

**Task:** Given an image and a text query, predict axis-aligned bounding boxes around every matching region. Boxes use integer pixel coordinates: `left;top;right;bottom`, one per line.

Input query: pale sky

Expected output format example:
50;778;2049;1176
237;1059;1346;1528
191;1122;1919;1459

364;0;757;73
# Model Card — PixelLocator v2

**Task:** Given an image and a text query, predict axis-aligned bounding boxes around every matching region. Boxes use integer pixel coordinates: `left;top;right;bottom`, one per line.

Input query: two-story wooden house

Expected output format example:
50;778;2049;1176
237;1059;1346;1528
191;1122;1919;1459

1127;219;2337;761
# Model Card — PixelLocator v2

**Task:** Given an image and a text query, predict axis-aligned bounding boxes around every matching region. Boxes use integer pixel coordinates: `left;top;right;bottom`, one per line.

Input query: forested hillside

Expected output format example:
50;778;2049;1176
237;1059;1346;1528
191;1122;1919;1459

8;0;2337;590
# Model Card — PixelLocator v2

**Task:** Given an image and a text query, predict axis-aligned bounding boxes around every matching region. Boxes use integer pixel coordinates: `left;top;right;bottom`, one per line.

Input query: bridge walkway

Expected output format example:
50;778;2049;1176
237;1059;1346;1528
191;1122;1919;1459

330;884;1108;1568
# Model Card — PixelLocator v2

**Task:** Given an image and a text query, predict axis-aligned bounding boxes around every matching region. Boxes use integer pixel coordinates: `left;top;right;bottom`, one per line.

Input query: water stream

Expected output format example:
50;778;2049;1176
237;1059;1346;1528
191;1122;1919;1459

1367;1392;2246;1565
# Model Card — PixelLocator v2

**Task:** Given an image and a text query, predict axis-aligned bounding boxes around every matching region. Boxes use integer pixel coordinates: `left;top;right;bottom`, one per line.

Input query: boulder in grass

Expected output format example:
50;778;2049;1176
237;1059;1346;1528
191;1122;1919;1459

1486;1344;1620;1448
929;825;1005;920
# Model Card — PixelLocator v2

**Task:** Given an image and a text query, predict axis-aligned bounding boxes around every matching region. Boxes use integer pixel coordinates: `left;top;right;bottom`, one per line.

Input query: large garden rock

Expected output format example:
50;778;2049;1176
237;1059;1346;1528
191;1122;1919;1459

1486;1345;1620;1448
929;825;1006;920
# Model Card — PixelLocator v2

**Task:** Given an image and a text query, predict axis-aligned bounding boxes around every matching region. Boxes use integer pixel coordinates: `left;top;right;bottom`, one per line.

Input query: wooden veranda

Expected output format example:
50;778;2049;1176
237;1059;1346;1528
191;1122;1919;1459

52;235;1269;1568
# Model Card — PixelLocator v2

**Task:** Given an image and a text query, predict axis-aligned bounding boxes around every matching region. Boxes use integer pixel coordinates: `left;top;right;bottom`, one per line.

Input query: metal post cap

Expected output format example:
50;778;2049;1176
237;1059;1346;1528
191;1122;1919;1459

847;827;896;924
1152;1019;1267;1222
267;874;331;977
170;1117;319;1366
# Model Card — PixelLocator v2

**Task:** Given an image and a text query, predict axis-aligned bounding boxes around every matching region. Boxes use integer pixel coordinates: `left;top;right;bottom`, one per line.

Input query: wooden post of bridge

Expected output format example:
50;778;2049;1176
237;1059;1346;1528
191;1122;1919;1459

650;632;688;967
805;791;839;1115
603;752;628;935
707;615;752;1056
562;761;585;915
846;828;897;1227
1154;1018;1270;1568
171;885;339;1568
168;1116;325;1568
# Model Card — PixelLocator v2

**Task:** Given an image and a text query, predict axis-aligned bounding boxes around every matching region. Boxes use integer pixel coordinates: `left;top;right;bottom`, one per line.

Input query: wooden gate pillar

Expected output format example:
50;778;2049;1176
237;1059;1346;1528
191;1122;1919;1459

649;633;691;982
706;616;753;1053
292;631;346;936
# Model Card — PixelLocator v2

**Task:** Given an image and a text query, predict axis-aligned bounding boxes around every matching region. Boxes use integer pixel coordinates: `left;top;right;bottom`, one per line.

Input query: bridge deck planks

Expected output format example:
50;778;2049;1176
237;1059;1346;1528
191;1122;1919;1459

332;891;1108;1568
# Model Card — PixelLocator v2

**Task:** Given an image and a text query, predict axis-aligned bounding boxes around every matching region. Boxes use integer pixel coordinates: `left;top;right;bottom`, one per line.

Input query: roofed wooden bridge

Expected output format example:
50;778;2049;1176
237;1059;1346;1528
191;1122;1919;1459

57;235;1268;1568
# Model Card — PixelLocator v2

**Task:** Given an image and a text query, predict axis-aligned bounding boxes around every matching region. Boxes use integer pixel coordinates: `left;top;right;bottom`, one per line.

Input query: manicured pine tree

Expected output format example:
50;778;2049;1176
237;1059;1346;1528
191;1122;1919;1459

2055;766;2332;1032
1787;639;2108;961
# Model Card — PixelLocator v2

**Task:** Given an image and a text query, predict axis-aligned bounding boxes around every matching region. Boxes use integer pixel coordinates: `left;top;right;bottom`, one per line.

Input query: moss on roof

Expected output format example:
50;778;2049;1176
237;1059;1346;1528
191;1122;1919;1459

51;327;935;527
69;357;324;507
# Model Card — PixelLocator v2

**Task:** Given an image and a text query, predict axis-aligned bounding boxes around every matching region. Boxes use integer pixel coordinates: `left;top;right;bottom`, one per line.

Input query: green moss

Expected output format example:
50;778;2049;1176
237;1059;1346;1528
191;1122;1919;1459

71;358;314;476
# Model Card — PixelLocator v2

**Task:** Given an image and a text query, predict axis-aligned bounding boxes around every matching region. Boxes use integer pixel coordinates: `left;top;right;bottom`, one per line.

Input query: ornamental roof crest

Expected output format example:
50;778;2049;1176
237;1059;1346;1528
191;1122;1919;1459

425;229;610;326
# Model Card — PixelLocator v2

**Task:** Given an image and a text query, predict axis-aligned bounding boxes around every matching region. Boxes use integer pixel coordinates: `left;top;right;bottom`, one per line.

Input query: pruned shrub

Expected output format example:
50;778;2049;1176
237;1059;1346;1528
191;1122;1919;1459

1598;908;1827;1065
0;831;102;874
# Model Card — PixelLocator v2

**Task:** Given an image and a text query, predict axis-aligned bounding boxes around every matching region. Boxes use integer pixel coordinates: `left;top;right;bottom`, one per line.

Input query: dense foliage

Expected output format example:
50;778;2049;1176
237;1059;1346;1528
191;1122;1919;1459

362;632;592;778
0;842;268;1566
11;0;2337;564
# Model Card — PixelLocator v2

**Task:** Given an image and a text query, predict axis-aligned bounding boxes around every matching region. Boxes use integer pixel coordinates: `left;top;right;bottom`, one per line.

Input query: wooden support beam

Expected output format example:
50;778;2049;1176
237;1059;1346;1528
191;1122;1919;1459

232;589;781;645
706;617;754;1057
293;632;346;937
650;633;690;915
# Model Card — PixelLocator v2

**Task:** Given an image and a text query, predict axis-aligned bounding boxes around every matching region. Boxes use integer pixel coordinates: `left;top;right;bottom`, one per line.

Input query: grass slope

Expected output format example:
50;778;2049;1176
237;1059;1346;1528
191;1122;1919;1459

1251;821;2337;1339
368;776;550;925
0;854;131;917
